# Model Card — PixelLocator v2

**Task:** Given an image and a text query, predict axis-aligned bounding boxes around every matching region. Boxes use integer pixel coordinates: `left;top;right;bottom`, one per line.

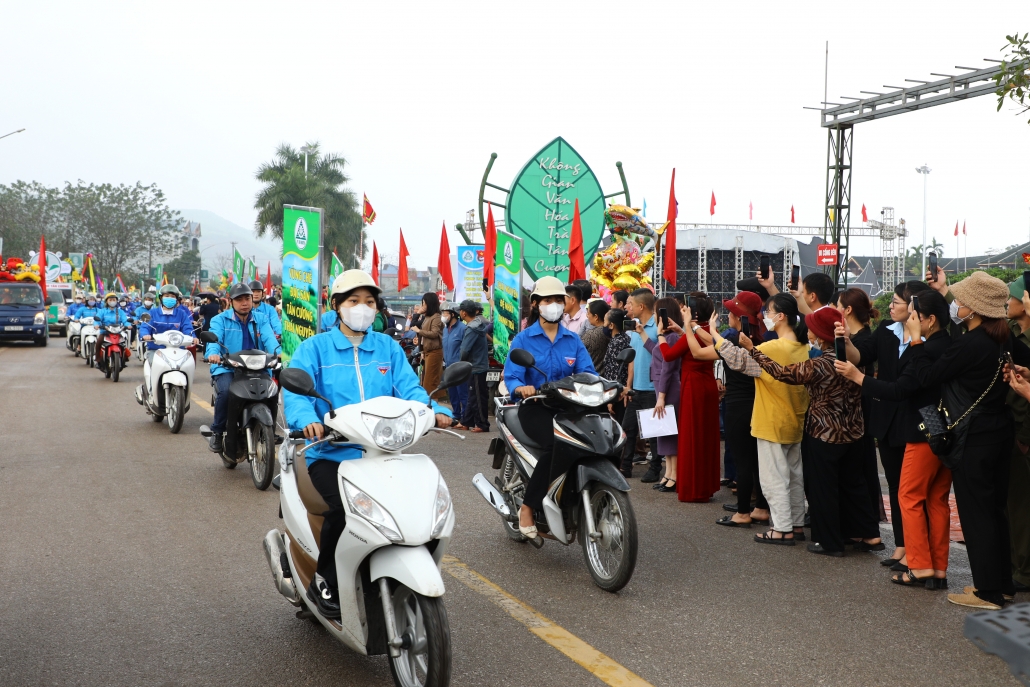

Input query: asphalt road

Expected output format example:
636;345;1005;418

0;340;1019;686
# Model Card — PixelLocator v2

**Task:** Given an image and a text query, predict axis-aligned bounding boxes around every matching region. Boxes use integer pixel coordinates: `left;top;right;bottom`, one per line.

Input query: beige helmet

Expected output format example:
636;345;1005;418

330;269;381;299
531;276;567;299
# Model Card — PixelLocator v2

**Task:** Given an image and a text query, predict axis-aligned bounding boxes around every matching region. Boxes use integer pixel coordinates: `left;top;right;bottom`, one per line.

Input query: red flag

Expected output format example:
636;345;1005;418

749;201;753;221
265;262;272;294
484;205;497;287
397;230;409;291
37;236;47;302
861;204;868;223
567;199;586;283
709;191;716;216
362;194;376;225
954;221;959;237
438;222;454;290
791;205;795;224
664;169;678;286
962;221;967;236
372;242;380;285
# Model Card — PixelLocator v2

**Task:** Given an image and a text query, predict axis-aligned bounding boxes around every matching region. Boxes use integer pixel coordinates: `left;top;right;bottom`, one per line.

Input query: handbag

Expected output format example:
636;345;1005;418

917;358;1002;458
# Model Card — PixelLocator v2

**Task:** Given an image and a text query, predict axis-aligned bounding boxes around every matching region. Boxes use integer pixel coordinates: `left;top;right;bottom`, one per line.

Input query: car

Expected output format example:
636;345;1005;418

0;282;50;346
46;284;73;336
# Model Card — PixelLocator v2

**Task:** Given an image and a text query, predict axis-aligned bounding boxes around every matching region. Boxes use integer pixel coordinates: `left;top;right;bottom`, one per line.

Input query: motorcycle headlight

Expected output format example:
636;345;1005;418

343;479;403;542
361;410;415;451
430;477;452;539
557;382;618;407
166;331;184;347
34;312;46;325
239;354;266;370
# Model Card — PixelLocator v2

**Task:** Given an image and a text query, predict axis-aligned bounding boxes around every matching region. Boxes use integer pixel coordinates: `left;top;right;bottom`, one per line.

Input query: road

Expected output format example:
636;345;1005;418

0;340;1018;686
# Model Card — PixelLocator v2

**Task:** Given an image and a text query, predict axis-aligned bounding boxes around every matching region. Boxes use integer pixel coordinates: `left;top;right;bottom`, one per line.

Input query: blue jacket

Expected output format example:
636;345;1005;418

320;310;338;333
460;316;490;373
140;306;195;350
254;301;282;335
442;320;466;366
75;305;102;321
284;328;451;465
204;308;281;377
134;304;154;320
97;306;129;330
504;321;596;391
67;303;82;318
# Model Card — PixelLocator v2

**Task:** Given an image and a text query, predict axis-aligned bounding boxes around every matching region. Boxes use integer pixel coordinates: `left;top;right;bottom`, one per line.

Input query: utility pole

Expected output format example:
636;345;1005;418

915;164;931;278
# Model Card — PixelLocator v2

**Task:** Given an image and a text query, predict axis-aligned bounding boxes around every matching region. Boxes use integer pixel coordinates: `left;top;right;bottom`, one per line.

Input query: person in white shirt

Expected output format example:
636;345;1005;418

562;284;588;334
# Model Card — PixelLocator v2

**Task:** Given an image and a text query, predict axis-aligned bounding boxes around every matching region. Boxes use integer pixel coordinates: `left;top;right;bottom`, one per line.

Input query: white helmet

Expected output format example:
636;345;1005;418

531;276;567;299
330;270;381;300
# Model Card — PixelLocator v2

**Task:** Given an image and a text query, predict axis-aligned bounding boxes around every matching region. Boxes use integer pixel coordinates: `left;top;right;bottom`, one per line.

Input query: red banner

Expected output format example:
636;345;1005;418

816;243;839;266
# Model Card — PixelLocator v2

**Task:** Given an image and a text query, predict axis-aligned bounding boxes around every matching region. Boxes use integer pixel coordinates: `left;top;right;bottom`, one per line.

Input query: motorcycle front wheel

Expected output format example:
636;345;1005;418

86;344;93;367
111;356;120;383
580;483;638;593
250;423;274;490
166;386;185;434
387;584;451;687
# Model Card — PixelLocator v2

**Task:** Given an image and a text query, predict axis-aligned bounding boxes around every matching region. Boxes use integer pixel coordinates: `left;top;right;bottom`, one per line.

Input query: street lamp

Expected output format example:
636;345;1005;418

915;164;931;278
0;128;25;141
300;145;316;174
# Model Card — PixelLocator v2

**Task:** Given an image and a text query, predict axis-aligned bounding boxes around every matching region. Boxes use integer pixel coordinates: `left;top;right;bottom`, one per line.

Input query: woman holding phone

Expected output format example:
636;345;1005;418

636;298;684;492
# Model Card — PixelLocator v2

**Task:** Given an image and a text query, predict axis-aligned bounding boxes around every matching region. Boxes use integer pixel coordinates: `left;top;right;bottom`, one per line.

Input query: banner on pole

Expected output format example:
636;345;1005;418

329;252;344;281
281;205;323;365
233;249;245;283
816;244;839;266
154;264;164;281
453;244;487;313
492;230;523;364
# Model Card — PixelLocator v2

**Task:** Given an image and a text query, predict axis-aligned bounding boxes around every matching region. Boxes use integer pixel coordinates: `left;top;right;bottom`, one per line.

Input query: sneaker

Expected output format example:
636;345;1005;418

963;586;1014;601
948;591;1002;610
640;469;661;483
308;575;342;619
207;434;223;453
633;452;650;466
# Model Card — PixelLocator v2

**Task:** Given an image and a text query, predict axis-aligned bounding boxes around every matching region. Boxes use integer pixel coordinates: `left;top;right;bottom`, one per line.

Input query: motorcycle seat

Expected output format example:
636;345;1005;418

295;456;329;516
497;405;545;454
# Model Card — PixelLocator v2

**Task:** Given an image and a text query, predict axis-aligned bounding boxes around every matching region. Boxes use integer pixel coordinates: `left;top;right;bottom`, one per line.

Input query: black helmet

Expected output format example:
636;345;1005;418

229;283;253;300
248;280;263;291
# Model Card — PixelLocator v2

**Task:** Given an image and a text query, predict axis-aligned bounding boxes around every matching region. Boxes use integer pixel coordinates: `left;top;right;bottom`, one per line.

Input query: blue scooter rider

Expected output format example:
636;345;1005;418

503;275;596;540
135;293;155;319
204;282;281;453
283;269;453;620
139;285;197;362
67;295;84;319
96;292;129;366
76;294;102;321
249;280;282;338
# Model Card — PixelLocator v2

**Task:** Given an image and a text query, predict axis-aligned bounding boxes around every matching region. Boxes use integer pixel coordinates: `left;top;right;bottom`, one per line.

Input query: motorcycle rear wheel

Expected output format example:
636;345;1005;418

166;386;185;434
499;455;527;543
250;423;275;490
580;483;638;593
387;584;451;687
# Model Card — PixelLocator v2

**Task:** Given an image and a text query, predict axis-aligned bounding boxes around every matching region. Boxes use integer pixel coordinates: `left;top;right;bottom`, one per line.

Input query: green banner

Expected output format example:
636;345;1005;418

233;249;245;283
281;205;323;364
247;259;257;282
154;264;164;281
492;230;523;364
329;252;344;282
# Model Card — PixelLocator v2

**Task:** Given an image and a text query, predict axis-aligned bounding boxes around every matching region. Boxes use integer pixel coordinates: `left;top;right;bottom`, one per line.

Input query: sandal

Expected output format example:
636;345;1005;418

890;561;909;573
880;555;905;567
892;572;948;589
754;529;795;546
716;515;751;528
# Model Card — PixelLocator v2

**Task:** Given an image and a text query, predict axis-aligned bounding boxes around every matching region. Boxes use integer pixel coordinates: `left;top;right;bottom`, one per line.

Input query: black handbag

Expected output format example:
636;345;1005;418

917;358;1002;459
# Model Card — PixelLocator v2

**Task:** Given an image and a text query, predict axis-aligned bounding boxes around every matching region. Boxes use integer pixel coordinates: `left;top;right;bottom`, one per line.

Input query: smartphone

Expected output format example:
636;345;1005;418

658;307;669;330
928;252;938;282
739;315;751;338
835;336;847;362
790;265;800;291
622;318;637;331
1023;270;1030;292
760;255;770;280
687;296;698;314
910;295;920;314
1003;351;1014;367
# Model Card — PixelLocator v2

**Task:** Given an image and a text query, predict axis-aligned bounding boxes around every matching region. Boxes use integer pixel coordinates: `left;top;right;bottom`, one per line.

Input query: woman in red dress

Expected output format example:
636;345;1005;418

656;292;722;502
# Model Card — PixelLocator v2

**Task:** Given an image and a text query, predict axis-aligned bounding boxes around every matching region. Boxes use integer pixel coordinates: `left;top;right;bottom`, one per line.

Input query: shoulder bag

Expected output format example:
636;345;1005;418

917;357;1002;462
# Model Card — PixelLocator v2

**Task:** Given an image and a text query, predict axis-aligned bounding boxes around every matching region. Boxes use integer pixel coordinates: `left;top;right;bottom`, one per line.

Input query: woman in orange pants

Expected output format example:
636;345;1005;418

836;291;952;587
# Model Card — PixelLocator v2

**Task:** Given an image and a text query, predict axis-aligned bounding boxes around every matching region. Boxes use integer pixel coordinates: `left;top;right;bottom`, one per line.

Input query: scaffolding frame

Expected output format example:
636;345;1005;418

697;235;707;292
734;236;744;282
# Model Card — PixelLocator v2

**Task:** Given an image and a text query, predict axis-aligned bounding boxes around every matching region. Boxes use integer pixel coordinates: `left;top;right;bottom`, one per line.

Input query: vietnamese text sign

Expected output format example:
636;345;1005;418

281;205;323;365
453;244;486;309
816;244;839;266
505;137;605;280
492;230;522;364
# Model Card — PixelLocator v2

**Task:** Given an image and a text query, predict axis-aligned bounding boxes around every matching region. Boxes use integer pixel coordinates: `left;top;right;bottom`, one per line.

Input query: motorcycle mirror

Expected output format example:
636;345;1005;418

616;348;635;364
509;348;536;368
197;331;218;343
435;361;472;393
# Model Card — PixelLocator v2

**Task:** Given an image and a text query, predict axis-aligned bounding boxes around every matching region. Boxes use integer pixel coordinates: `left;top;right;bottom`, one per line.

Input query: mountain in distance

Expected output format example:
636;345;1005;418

177;209;283;273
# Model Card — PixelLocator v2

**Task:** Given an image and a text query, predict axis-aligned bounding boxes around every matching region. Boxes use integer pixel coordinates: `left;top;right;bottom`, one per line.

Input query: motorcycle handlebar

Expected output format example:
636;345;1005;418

288;430;306;439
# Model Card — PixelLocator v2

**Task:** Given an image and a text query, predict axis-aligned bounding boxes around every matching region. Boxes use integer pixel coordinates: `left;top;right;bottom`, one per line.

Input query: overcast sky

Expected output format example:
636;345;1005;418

2;1;1028;269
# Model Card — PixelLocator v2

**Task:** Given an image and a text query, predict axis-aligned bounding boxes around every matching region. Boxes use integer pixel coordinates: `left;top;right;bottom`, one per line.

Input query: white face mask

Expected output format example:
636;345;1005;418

763;316;777;331
340;303;376;332
950;300;972;326
441;314;451;324
540;302;564;323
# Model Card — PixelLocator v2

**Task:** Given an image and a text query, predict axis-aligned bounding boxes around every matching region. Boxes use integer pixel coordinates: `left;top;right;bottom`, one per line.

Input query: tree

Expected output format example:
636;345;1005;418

0;181;65;259
995;32;1030;124
253;142;363;269
165;249;202;285
929;237;945;258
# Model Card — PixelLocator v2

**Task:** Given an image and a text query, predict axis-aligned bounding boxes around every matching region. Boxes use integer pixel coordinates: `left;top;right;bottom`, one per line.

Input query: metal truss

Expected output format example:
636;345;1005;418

666;222;886;237
824;124;853;285
698;235;707;292
734;236;744;281
782;238;794;286
868;207;907;291
654;235;665;297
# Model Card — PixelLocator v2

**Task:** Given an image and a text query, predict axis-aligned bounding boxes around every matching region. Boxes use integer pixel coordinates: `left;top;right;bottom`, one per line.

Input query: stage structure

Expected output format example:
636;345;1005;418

807;57;1027;285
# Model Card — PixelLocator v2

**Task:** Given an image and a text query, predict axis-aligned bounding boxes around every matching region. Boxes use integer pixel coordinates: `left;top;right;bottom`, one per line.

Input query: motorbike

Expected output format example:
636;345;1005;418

67;318;82;355
197;330;281;490
474;347;638;592
80;318;100;368
265;361;471;687
98;324;130;382
134;329;196;433
134;314;150;363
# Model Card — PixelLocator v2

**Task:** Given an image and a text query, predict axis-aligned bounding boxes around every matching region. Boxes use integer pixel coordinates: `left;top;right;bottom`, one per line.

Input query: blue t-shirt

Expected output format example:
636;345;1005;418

627;314;657;391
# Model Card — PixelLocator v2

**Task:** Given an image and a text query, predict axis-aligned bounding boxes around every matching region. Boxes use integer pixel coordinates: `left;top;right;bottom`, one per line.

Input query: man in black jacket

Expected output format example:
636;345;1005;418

457;299;490;433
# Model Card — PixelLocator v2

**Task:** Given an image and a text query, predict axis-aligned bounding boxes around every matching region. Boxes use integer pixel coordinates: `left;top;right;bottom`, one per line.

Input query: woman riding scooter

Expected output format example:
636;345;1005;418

139;285;197;362
283;269;454;620
96;292;129;367
502;276;596;539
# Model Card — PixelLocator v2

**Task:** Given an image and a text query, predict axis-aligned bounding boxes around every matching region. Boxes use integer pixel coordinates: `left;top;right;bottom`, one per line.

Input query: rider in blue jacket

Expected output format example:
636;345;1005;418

66;295;84;319
75;295;102;322
96;292;129;366
204;282;281;453
502;276;596;540
250;280;282;337
284;269;452;619
135;294;155;319
139;285;196;359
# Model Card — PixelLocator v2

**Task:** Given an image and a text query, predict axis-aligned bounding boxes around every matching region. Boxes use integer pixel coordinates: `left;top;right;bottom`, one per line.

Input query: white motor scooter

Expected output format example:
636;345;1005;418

79;318;99;367
67;318;82;355
134;313;150;364
264;362;471;687
134;329;196;434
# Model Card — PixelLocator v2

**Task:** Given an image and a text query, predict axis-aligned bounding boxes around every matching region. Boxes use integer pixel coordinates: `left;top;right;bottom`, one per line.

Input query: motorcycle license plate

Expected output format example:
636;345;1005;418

486;371;500;382
4;326;24;331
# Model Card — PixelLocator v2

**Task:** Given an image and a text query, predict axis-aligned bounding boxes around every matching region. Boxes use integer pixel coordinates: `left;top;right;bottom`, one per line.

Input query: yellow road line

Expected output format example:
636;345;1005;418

191;394;213;413
441;556;653;687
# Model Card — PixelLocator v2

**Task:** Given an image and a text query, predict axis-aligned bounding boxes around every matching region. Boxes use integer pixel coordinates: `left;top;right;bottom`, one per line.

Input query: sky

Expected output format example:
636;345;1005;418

2;1;1028;270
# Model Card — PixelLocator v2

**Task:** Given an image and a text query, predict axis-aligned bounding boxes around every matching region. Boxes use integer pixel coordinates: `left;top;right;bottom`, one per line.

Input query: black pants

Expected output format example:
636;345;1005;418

725;400;767;515
462;372;490;430
862;434;887;522
954;430;1016;604
807;436;879;553
879;442;906;547
620;390;660;474
308;459;347;589
519;403;557;511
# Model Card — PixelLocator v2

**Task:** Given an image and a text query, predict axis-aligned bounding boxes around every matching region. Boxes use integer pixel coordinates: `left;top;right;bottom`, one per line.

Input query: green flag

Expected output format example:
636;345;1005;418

233;248;245;283
329;252;344;281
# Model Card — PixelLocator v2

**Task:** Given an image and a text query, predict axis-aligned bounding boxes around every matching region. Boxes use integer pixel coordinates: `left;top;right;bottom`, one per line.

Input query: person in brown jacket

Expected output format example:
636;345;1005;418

414;292;445;399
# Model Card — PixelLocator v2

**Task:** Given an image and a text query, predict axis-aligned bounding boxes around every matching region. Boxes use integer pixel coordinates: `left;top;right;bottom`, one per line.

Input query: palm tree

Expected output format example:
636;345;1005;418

253;143;363;268
929;237;945;258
